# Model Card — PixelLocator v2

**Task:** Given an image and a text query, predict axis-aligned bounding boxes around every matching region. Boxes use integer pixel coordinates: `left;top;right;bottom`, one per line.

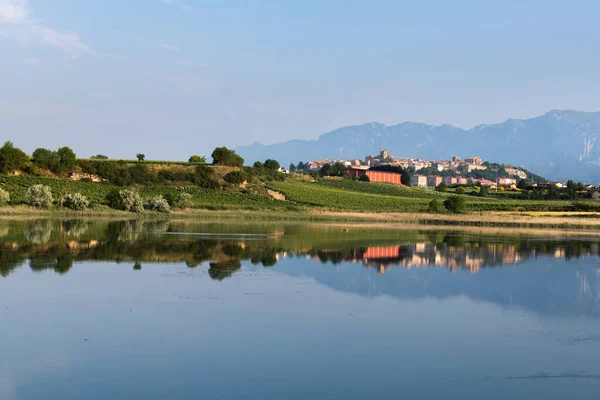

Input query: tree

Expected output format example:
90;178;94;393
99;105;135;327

0;141;28;173
253;161;264;168
456;187;465;195
427;199;444;213
517;179;529;190
211;147;244;167
136;153;145;161
289;163;297;172
401;170;411;186
319;164;332;176
479;186;489;197
188;155;205;163
57;147;77;170
435;182;447;192
32;148;60;171
264;159;281;170
223;170;246;184
91;154;109;159
359;174;370;182
297;161;306;170
566;180;575;190
443;195;466;214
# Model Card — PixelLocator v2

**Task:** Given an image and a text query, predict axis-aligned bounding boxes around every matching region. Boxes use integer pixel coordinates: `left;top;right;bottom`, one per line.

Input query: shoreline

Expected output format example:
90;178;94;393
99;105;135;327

1;206;600;232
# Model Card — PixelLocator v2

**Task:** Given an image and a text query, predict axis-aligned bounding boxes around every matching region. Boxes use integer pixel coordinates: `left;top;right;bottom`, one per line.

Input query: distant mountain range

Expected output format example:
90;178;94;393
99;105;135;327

236;110;600;182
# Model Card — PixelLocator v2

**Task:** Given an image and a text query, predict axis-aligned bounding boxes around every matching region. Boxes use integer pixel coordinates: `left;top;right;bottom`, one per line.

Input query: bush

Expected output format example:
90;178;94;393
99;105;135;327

188;155;205;163
224;171;247;185
435;182;447;192
358;175;371;182
455;187;465;195
427;199;445;213
120;189;144;212
443;195;466;214
146;195;170;213
25;184;53;208
105;189;123;210
63;193;89;211
136;153;145;161
0;188;9;205
179;192;193;208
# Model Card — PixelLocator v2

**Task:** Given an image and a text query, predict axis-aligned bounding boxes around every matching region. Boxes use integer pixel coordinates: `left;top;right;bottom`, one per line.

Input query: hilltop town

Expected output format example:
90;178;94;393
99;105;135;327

296;148;547;188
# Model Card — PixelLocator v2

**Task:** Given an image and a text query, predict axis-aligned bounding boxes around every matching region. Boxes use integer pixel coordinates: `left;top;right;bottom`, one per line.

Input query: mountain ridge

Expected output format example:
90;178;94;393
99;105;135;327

236;110;600;182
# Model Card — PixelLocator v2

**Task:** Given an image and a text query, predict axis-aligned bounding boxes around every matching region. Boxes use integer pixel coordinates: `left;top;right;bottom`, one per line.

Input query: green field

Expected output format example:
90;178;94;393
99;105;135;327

268;179;592;212
0;175;295;211
1;174;598;214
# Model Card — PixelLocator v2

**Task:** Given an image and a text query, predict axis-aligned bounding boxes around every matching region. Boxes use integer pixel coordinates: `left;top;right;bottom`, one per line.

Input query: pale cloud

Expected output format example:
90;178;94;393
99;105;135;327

21;57;39;65
0;0;26;23
0;0;95;56
160;43;179;52
160;0;193;14
176;59;207;68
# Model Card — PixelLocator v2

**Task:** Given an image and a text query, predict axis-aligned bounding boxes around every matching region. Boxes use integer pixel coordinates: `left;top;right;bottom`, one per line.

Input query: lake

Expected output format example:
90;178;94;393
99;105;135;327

1;219;599;399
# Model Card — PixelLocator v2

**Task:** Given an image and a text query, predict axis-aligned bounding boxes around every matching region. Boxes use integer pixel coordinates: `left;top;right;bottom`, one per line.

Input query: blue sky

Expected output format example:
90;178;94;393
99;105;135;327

1;0;600;160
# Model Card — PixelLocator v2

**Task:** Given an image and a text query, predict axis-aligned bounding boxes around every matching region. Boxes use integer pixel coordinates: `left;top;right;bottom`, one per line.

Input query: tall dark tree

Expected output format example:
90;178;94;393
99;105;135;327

0;141;28;174
57;147;77;170
264;159;281;170
211;147;244;167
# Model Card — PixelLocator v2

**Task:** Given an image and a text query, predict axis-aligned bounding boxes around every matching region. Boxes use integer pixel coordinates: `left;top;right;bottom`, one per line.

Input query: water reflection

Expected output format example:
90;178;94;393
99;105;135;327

0;219;598;278
0;219;599;317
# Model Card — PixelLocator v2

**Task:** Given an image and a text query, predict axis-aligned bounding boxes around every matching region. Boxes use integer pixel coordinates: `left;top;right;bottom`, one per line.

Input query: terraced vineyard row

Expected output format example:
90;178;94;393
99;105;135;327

0;176;294;211
268;180;581;212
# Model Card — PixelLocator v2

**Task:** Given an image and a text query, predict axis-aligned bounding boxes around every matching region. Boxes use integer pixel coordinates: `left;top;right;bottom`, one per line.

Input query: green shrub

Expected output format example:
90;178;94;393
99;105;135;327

120;189;144;212
105;189;123;210
0;188;9;205
146;195;170;213
63;193;89;211
224;171;247;185
443;195;466;214
455;187;465;195
25;184;53;208
359;175;371;182
188;155;205;163
435;182;447;192
179;192;193;208
427;199;445;213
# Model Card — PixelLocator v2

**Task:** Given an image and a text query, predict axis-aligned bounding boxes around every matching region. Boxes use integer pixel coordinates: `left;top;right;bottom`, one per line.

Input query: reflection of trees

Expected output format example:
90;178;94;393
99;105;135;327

61;220;87;238
29;253;73;275
208;260;241;281
133;261;142;271
2;219;600;283
24;220;53;244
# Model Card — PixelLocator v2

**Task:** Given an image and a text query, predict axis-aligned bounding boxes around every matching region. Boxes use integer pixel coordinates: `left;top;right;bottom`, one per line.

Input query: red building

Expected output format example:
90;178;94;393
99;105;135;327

349;168;403;185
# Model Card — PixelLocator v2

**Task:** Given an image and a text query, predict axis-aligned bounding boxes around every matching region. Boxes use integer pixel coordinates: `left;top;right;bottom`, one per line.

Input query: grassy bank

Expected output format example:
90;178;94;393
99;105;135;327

2;205;600;232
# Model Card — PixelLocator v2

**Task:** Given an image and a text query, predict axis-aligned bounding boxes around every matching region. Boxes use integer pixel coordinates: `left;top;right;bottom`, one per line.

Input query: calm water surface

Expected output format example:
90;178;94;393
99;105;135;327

1;219;599;399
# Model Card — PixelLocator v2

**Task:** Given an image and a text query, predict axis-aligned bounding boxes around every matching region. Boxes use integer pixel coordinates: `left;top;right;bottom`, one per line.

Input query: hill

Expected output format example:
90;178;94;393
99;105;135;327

236;110;600;182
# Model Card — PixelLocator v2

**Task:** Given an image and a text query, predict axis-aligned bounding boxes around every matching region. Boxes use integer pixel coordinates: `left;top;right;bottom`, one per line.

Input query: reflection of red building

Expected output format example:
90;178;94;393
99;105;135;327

349;168;402;185
363;246;400;260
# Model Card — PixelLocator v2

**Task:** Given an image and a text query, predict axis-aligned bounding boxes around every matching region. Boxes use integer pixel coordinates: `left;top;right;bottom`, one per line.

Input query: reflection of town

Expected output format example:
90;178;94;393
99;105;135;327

307;242;599;275
1;219;599;282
